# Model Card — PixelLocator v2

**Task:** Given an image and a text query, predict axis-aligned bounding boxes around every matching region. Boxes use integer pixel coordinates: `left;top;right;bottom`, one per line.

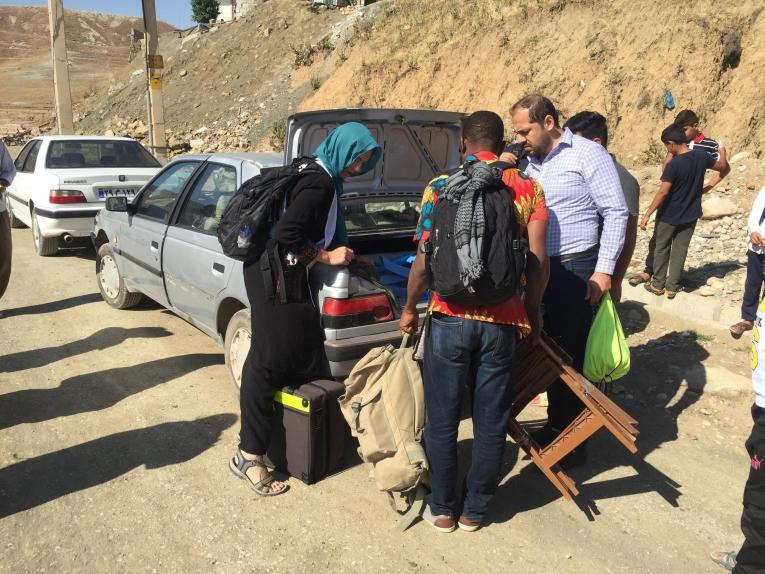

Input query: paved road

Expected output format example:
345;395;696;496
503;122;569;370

0;227;753;573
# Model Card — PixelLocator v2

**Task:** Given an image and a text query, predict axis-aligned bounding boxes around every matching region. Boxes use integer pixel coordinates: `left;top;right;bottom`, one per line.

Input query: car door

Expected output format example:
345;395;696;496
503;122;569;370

6;139;42;225
118;160;202;306
163;161;238;332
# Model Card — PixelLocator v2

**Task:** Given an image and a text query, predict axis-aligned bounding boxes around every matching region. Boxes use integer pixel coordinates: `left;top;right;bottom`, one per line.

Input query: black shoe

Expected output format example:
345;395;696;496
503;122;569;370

529;424;563;447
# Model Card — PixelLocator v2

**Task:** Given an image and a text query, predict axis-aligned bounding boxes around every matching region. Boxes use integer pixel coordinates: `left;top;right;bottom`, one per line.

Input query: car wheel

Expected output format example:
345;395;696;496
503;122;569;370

7;202;26;229
224;308;251;394
31;212;58;256
96;243;143;309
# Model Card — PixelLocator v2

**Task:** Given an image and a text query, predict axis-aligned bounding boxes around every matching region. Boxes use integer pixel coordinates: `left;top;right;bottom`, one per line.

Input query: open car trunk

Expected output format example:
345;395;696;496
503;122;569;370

285;108;464;311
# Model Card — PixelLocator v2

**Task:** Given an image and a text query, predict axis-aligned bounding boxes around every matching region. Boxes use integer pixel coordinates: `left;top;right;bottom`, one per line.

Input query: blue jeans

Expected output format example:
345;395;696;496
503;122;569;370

423;313;517;521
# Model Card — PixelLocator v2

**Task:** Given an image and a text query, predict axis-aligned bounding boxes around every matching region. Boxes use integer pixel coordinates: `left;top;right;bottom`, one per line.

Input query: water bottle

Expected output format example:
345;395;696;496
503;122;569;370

237;224;252;249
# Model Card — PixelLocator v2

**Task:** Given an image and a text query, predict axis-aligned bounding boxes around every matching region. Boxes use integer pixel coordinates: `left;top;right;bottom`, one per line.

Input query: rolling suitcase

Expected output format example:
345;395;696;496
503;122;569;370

266;379;348;484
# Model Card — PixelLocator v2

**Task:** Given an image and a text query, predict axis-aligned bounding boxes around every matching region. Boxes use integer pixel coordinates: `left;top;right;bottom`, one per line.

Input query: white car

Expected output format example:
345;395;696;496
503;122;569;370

6;135;162;255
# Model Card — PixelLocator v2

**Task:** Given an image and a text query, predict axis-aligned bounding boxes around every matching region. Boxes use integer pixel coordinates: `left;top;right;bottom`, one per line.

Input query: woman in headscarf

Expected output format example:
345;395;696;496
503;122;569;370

230;122;381;496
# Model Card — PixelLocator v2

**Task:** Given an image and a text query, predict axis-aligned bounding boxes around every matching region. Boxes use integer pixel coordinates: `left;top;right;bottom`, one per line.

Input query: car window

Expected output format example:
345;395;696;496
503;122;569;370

13;140;35;171
176;163;237;234
134;162;200;223
45;140;161;169
22;140;42;173
342;198;421;235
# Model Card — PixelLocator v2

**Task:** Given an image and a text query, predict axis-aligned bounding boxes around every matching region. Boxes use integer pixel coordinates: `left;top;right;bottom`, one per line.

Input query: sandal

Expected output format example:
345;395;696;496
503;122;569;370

644;282;665;296
710;550;737;571
628;272;651;287
229;448;289;496
730;320;754;340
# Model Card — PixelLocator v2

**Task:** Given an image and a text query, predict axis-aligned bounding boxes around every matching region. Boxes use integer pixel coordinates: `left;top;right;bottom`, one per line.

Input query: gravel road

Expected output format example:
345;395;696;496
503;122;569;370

0;227;754;573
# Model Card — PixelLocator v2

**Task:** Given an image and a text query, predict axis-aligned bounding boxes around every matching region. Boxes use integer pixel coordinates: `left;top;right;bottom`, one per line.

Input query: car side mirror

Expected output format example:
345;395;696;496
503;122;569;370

105;196;129;212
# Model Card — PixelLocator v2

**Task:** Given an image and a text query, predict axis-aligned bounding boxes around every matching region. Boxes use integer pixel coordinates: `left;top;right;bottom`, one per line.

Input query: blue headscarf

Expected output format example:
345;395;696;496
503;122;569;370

314;122;381;246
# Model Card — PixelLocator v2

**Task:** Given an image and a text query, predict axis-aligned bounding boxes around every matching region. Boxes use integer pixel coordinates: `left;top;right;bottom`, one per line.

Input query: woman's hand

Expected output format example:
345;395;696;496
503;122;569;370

318;246;355;266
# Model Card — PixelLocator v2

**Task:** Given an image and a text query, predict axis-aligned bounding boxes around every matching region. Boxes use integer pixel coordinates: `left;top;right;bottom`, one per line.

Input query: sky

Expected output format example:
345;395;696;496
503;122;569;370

0;0;196;29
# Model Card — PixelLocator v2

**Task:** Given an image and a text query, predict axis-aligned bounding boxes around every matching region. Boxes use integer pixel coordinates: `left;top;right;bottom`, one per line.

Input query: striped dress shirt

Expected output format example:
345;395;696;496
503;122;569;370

523;128;628;275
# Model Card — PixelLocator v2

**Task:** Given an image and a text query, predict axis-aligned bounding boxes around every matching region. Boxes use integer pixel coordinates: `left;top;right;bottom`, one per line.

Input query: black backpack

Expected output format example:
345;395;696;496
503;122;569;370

424;159;528;306
218;157;317;262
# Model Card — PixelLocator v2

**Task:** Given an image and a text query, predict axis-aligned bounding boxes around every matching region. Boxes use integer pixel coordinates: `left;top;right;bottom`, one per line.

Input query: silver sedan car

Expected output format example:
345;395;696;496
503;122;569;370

92;108;465;387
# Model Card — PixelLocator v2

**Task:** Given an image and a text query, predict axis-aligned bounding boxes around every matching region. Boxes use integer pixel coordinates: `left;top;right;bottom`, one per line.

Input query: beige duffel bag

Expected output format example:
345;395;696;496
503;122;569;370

339;334;429;530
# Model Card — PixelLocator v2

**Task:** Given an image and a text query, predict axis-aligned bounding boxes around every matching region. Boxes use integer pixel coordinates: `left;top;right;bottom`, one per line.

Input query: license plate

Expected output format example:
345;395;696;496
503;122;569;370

98;188;138;200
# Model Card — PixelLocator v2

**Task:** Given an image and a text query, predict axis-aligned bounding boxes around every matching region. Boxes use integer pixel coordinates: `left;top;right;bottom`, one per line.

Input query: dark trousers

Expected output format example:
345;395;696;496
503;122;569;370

650;219;697;292
734;405;765;573
238;354;312;455
742;251;765;322
643;227;657;275
542;253;597;430
0;210;10;301
423;314;517;521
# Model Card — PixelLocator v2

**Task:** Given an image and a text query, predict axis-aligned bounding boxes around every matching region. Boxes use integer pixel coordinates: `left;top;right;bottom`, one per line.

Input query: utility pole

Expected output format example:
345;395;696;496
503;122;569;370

142;0;167;162
47;0;74;134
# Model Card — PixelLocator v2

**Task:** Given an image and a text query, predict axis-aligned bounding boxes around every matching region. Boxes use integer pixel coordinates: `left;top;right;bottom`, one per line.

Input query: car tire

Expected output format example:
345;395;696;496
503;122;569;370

96;243;143;309
31;212;58;256
7;202;26;229
224;308;251;394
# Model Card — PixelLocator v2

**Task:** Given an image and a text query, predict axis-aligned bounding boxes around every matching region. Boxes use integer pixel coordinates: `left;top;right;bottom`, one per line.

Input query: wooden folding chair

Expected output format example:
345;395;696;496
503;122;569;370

508;334;639;501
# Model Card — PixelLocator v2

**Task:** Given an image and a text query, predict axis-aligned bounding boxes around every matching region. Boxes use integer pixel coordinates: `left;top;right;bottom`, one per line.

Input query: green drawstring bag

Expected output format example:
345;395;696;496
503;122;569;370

583;292;630;383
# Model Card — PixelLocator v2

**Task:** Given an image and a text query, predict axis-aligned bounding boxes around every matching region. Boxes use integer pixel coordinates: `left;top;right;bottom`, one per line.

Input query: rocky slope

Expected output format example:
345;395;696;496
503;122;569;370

0;6;173;134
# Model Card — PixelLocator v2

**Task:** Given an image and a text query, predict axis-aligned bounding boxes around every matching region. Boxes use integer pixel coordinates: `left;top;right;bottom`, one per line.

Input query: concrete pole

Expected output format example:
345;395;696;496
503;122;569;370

47;0;74;134
142;0;167;162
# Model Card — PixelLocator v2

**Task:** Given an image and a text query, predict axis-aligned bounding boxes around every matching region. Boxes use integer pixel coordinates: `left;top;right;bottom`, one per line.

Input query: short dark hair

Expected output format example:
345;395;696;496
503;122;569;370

661;123;688;144
674;109;699;127
462;110;505;149
511;94;560;127
563;111;609;148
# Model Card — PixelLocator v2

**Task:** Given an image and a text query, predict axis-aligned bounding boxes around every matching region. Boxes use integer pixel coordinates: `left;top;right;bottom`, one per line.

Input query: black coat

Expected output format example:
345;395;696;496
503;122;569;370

243;165;335;376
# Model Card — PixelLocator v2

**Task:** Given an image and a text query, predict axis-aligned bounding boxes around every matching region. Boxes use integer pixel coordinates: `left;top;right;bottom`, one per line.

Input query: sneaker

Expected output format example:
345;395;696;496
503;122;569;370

422;505;455;533
457;516;481;532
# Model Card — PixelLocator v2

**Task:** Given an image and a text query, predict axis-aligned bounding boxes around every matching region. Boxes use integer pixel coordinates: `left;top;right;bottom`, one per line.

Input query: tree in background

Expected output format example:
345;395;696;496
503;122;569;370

191;0;220;23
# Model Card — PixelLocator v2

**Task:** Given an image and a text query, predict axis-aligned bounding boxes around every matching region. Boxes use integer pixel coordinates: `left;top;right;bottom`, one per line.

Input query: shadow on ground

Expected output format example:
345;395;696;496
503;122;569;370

2;293;102;318
0;353;222;430
0;326;173;373
0;414;236;517
683;260;742;291
483;318;712;524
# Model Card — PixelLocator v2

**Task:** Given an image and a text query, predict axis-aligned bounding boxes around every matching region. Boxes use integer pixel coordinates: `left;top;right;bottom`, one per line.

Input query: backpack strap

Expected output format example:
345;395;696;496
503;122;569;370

395;483;427;532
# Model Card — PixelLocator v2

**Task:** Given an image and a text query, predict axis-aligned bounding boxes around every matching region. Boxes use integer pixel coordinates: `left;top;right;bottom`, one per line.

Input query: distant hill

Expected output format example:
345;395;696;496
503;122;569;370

0;5;173;133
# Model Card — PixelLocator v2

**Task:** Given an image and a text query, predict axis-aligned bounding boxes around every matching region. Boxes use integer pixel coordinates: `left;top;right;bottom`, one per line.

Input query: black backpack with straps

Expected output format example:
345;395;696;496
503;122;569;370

423;159;528;306
217;157;317;262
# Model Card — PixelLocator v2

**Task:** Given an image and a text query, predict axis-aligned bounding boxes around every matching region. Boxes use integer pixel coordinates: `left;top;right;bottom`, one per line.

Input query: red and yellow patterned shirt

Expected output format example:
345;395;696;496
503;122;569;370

414;151;547;336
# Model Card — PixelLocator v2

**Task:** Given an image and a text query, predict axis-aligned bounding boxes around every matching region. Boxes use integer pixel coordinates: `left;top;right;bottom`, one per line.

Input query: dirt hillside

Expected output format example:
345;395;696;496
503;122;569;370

74;0;351;153
0;6;173;133
301;0;764;166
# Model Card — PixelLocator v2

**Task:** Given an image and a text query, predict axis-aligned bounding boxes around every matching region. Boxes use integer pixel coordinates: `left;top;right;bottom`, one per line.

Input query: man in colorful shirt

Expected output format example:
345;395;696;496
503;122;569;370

400;111;548;532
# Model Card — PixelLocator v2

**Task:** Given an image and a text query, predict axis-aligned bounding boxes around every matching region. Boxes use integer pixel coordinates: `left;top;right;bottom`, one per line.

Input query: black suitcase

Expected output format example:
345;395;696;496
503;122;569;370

266;379;348;484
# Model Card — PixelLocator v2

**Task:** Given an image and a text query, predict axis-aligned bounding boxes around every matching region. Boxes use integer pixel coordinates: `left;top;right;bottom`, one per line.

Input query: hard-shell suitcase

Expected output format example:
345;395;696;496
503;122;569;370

266;379;348;484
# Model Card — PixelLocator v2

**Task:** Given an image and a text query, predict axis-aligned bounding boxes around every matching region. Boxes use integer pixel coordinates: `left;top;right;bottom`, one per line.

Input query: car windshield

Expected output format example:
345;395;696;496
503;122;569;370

45;140;161;169
342;197;421;236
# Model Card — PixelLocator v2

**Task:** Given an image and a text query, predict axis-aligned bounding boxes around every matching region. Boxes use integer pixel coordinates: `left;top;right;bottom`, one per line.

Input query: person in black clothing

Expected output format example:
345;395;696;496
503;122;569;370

640;123;728;299
229;123;381;496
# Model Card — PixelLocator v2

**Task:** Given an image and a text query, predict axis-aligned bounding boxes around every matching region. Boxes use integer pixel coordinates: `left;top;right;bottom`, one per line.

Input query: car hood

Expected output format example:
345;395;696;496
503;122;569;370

284;108;465;195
